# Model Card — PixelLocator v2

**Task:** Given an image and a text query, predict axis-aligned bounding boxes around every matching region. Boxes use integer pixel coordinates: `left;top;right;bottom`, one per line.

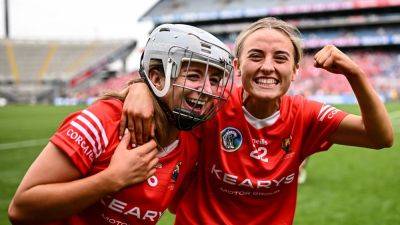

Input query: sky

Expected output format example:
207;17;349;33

0;0;159;70
0;0;158;43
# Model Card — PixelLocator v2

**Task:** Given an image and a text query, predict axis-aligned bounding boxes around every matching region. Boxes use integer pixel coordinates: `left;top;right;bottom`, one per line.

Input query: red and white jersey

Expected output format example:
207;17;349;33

48;99;199;225
175;86;347;225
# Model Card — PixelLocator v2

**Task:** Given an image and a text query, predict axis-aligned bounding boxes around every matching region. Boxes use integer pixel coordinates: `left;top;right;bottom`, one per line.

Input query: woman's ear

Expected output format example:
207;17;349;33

233;58;241;77
149;69;165;90
292;64;299;81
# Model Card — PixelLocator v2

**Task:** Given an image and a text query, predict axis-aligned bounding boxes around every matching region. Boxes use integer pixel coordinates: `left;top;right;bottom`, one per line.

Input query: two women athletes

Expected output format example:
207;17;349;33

8;24;234;225
122;17;393;225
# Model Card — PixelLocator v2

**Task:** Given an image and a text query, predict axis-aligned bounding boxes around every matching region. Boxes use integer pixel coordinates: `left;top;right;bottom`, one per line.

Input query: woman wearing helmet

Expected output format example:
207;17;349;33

8;24;234;225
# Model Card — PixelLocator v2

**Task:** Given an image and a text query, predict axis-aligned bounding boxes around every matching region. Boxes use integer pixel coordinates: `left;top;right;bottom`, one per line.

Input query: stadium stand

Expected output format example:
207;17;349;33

81;72;135;98
0;39;135;103
136;0;400;104
4;0;399;105
293;51;400;99
141;0;400;24
0;40;13;83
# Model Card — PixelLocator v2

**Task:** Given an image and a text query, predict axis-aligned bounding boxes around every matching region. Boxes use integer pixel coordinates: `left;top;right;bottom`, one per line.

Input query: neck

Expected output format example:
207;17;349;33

157;125;179;148
153;99;179;149
243;92;280;119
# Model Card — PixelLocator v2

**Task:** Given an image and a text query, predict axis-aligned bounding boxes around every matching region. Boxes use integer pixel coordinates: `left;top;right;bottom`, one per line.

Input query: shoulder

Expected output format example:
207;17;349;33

68;98;123;140
282;94;307;106
282;95;323;113
280;95;306;118
283;95;345;124
219;85;243;114
51;98;123;164
85;98;123;122
57;98;123;136
219;85;242;109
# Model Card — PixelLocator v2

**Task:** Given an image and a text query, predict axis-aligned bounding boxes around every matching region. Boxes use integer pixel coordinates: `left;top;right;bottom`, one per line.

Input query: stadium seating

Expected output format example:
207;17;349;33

81;72;135;97
73;49;399;104
0;40;13;83
71;0;400;104
143;0;349;19
0;39;130;103
2;0;399;104
142;0;400;24
0;40;126;83
292;51;400;101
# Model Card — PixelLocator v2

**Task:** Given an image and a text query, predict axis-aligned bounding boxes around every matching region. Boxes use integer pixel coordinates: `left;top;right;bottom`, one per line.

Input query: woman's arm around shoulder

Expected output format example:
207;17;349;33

120;82;155;146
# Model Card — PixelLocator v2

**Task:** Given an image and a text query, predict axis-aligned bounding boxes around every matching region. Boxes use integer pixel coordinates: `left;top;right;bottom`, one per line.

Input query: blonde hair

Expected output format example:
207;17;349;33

234;17;303;66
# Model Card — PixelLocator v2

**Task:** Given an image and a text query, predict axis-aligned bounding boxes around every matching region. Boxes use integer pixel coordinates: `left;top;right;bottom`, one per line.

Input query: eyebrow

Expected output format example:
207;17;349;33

275;50;290;57
188;66;223;74
247;49;291;57
182;66;202;74
247;49;264;55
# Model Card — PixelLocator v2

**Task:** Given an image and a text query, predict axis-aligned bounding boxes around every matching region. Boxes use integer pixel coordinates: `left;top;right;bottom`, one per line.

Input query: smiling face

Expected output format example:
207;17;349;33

150;61;225;118
170;61;225;116
236;28;299;102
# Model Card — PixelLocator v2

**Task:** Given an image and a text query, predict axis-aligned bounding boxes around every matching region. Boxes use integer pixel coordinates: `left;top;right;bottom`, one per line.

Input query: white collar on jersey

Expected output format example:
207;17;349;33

242;106;280;129
157;139;179;158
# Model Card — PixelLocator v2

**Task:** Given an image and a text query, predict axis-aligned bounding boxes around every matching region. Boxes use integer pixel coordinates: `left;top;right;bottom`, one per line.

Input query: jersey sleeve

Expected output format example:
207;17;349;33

50;99;122;175
301;99;348;159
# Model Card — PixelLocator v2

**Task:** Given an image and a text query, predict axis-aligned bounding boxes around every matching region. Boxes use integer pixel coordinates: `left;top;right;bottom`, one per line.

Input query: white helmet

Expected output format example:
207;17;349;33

140;24;234;130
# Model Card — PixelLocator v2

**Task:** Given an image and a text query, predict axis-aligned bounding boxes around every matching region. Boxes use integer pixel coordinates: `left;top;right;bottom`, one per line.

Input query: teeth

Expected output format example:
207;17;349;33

255;77;278;85
187;98;205;106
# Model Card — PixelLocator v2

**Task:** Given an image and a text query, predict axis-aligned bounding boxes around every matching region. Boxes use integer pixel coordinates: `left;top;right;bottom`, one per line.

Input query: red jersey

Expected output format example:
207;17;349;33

175;86;347;225
49;99;199;225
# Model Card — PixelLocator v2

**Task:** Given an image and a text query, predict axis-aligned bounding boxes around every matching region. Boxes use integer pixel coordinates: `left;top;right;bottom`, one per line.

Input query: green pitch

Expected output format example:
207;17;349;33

0;103;399;225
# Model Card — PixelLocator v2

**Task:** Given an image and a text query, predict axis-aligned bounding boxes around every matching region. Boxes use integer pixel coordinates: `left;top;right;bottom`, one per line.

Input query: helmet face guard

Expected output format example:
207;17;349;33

140;24;234;130
169;47;234;130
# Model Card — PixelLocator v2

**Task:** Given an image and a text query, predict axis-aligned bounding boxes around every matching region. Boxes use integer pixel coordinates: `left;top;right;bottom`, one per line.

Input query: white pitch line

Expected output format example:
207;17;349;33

0;138;49;151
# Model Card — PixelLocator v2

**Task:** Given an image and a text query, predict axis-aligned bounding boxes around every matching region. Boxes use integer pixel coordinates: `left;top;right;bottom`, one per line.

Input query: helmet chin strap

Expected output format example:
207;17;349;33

153;96;201;131
172;108;205;130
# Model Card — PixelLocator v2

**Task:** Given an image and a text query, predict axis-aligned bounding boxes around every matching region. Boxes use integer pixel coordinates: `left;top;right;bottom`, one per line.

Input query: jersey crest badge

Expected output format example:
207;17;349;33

281;136;291;153
171;162;182;182
221;127;243;152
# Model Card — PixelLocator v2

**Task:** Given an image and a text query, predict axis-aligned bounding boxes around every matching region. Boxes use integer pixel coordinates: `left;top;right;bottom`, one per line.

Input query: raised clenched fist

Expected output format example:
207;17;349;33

314;45;363;77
